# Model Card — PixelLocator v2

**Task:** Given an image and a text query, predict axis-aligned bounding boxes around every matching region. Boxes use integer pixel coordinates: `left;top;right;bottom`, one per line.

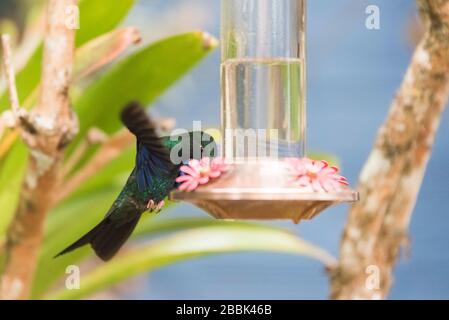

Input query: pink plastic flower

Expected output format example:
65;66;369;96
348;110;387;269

285;157;348;193
176;157;229;192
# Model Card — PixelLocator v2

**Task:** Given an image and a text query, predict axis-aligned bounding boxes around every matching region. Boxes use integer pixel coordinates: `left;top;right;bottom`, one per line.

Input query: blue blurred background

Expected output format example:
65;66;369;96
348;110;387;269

117;0;448;299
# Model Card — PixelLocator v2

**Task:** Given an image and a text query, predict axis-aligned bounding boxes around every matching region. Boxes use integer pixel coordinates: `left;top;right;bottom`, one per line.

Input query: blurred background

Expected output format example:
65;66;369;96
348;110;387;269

2;0;448;299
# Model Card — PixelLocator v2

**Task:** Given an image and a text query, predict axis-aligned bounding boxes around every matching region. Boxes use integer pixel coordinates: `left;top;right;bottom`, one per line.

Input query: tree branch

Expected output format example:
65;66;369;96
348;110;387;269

330;0;449;299
0;0;78;300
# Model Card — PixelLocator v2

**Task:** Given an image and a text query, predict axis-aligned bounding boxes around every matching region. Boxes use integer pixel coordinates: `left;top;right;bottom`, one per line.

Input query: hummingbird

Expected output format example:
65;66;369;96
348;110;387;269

56;102;215;261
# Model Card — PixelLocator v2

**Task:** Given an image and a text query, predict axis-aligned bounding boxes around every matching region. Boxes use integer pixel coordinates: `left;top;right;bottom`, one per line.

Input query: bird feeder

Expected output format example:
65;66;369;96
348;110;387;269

171;0;358;223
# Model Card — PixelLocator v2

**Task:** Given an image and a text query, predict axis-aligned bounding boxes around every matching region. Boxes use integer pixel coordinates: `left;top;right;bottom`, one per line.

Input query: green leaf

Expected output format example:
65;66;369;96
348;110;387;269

46;225;336;299
133;217;269;237
73;31;218;142
0;0;135;111
0;142;28;238
75;0;136;46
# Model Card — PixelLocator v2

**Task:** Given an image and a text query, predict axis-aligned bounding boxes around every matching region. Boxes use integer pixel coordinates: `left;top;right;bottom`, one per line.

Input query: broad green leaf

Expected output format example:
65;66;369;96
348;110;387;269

0;0;135;111
133;217;271;236
73;31;218;143
0;142;28;238
46;225;336;299
75;0;136;47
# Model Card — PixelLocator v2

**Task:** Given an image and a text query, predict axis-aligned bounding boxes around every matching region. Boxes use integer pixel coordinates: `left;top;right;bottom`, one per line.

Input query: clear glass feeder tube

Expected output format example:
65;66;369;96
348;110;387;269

221;0;307;161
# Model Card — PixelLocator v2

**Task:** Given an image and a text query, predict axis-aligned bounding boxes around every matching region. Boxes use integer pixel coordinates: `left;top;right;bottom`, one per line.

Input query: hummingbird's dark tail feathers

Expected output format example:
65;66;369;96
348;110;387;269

55;215;141;262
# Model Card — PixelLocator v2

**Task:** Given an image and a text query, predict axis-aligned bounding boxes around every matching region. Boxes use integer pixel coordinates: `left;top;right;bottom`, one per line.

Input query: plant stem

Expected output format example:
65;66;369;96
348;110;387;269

1;35;20;115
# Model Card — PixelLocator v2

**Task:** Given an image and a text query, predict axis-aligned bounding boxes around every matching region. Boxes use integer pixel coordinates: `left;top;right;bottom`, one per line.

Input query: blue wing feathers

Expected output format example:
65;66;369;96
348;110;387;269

136;142;176;193
121;102;178;193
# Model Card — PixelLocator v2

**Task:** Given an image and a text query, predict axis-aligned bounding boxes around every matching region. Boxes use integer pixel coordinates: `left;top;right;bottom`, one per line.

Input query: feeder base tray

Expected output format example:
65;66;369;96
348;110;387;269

170;161;359;223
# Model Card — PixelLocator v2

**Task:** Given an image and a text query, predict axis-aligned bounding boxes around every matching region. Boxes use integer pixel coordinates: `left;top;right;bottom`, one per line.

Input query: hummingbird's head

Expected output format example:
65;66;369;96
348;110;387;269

189;131;216;159
165;131;217;163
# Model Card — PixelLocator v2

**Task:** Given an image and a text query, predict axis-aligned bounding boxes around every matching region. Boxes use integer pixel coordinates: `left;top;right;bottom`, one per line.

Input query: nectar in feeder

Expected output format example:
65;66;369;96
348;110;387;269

221;0;306;159
171;0;358;222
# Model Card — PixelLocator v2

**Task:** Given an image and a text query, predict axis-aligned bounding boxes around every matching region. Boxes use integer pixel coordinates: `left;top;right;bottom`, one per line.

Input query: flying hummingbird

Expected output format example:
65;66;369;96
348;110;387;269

56;102;215;261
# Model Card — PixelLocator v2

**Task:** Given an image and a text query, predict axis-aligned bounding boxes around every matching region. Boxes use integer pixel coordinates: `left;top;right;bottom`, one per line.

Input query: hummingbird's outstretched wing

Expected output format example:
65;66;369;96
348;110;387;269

55;102;178;262
121;102;178;193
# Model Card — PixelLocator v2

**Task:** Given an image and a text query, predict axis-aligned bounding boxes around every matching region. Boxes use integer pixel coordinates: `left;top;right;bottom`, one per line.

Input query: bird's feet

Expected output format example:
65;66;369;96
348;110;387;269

155;200;165;213
147;200;165;213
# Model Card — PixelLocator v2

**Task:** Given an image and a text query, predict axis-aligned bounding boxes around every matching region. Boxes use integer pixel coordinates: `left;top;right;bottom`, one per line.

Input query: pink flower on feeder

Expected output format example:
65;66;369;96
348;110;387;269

286;157;348;193
176;157;229;192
